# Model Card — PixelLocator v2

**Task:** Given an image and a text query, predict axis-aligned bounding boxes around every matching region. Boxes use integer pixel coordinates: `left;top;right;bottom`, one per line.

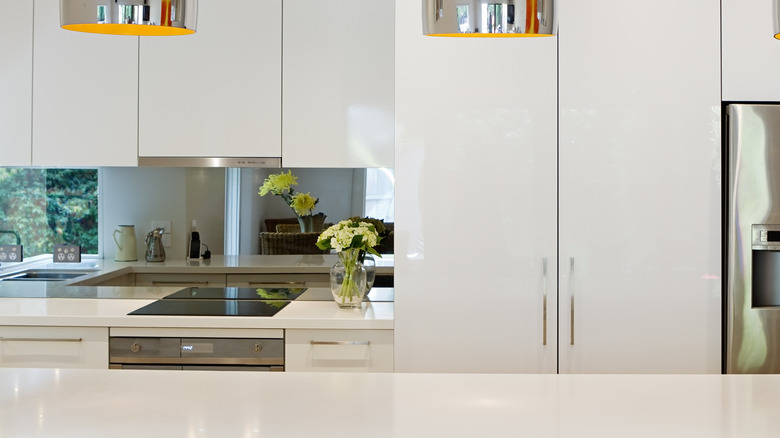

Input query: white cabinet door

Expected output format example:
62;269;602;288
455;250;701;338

282;0;394;168
286;329;393;372
138;0;282;159
32;0;138;167
722;0;780;101
558;0;721;373
0;326;108;369
393;1;558;373
0;0;32;166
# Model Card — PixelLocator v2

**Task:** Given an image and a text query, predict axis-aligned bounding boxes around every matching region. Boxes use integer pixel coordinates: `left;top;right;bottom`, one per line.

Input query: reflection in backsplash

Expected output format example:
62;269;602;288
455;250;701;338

102;167;394;259
239;168;394;255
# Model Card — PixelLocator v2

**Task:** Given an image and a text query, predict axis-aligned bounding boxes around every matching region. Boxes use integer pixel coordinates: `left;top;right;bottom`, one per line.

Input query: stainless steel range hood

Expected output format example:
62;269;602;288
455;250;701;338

137;157;282;168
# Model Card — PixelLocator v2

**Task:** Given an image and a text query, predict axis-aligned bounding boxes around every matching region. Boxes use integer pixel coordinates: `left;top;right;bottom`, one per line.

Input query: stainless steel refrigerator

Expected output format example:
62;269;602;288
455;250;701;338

726;103;780;373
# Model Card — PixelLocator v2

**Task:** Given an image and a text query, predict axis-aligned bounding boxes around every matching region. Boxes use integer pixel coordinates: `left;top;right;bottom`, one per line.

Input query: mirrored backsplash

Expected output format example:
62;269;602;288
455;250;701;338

0;167;394;262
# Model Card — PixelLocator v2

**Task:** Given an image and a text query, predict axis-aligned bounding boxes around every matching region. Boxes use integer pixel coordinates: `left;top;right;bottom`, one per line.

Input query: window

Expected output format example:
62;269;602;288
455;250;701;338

457;5;470;33
0;169;99;259
365;168;394;222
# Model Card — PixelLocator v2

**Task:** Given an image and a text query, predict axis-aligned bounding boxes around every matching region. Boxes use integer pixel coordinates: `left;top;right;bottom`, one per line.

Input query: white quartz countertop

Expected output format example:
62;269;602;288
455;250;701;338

1;369;778;438
0;256;394;330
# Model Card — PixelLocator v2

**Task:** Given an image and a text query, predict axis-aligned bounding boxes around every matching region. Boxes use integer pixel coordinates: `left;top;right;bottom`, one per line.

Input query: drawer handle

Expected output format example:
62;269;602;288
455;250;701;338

151;281;210;285
247;281;307;286
310;341;370;346
0;337;83;343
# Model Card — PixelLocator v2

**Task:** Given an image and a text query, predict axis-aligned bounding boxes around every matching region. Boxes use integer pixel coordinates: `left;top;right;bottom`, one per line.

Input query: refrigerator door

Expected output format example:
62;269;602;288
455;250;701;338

727;104;780;373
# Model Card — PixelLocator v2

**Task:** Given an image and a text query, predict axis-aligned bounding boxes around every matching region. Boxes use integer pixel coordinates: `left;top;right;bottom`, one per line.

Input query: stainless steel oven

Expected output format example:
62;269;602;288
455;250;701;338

109;336;284;371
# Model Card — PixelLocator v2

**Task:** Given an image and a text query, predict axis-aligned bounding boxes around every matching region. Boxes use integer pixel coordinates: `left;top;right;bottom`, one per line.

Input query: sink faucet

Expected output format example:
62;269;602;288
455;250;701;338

0;230;21;245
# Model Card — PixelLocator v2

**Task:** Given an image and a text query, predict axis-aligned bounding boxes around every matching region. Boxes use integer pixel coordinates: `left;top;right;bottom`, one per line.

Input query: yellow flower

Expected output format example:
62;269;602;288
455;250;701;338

291;193;317;216
258;170;297;196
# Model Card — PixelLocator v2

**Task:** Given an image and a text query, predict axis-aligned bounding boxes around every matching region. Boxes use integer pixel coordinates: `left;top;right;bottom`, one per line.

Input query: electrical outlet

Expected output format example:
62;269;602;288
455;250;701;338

53;245;81;263
150;220;172;247
0;245;23;263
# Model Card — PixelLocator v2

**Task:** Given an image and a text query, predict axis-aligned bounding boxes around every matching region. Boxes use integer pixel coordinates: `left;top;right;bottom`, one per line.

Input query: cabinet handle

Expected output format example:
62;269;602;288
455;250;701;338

569;257;575;346
542;257;548;346
151;281;210;285
248;281;307;286
0;337;83;343
310;341;370;346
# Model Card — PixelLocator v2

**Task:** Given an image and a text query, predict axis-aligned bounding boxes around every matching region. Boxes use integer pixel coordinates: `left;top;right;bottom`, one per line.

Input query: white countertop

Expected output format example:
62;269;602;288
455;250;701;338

0;369;777;438
0;257;394;330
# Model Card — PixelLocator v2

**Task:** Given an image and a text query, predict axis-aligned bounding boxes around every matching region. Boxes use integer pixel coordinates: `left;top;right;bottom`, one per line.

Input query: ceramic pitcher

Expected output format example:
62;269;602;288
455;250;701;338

113;225;137;261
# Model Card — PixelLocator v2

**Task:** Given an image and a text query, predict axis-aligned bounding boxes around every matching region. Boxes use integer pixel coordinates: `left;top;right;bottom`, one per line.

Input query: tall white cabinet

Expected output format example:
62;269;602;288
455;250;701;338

557;0;721;373
0;0;33;166
394;1;558;373
394;0;721;373
138;0;282;159
722;0;780;100
282;0;394;168
32;0;138;167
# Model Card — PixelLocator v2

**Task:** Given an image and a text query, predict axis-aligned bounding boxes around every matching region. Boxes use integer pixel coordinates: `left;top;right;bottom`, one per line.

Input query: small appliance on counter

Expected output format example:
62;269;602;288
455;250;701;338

113;225;137;262
144;228;166;262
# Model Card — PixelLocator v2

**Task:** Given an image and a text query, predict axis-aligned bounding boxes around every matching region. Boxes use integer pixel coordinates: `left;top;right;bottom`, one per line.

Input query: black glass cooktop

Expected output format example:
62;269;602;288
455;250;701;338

163;287;308;301
128;298;290;316
128;287;306;317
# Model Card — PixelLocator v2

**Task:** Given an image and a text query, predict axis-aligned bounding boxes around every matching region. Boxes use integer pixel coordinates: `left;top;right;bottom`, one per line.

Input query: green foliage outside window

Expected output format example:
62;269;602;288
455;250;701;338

0;169;98;257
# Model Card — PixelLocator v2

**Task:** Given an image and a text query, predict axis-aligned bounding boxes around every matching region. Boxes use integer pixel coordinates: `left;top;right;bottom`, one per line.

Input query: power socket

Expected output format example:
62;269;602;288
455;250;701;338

0;245;23;263
150;220;172;247
53;245;81;263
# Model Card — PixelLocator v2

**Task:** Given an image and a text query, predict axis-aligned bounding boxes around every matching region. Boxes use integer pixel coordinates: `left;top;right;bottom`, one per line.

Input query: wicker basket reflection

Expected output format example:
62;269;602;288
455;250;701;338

275;224;303;233
259;232;328;255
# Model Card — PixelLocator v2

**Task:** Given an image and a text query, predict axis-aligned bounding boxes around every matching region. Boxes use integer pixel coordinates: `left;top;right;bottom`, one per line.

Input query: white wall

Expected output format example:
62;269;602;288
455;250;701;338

101;167;224;261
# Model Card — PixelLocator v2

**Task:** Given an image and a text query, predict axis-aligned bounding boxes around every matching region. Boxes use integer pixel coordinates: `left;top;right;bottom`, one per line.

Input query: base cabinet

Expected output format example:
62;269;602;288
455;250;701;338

134;274;227;287
285;329;393;372
0;326;108;369
226;274;329;288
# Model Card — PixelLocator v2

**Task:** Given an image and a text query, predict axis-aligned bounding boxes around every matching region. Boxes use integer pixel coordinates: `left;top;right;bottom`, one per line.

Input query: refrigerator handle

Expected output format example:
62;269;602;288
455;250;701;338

542;257;548;346
570;257;575;346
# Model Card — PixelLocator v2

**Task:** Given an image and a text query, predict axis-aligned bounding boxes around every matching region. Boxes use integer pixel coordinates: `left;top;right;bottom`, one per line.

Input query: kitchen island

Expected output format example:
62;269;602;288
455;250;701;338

0;256;394;372
1;368;778;437
0;255;393;329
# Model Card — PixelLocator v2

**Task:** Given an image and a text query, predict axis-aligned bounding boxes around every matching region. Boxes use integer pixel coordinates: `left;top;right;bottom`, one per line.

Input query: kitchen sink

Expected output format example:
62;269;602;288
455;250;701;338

0;269;96;281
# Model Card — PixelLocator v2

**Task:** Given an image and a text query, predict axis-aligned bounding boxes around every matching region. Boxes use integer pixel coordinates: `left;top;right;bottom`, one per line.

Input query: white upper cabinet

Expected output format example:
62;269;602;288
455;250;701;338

32;0;138;167
0;0;32;166
558;0;721;373
722;0;780;101
138;0;282;159
393;1;558;373
282;0;394;168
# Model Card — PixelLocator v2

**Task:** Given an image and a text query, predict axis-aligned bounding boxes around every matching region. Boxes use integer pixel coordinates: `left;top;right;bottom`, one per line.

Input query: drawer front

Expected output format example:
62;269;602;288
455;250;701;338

135;273;227;287
0;326;108;369
285;329;393;372
227;273;329;288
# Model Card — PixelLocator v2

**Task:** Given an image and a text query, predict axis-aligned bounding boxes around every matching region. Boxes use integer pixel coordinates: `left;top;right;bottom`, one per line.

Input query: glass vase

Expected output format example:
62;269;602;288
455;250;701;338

330;249;367;309
361;253;376;294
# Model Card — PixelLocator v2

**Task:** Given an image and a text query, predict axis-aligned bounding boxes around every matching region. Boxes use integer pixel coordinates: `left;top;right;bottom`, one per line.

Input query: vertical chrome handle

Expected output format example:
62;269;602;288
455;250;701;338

570;257;575;345
542;257;548;346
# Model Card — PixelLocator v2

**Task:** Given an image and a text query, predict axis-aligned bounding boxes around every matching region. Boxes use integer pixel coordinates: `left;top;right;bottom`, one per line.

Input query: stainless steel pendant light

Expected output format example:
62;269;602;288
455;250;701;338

776;0;780;39
60;0;197;36
423;0;555;37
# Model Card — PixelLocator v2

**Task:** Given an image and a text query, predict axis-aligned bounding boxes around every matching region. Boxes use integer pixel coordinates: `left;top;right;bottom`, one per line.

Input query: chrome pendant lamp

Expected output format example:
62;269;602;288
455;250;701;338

423;0;556;37
60;0;197;36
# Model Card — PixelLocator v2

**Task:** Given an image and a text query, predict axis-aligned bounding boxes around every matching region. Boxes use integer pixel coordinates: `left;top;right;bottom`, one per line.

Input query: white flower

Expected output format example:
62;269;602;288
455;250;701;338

316;219;381;255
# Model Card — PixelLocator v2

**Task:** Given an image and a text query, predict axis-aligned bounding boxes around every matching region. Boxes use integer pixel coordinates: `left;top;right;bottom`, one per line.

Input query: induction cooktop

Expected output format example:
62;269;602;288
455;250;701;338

128;298;290;316
128;287;305;317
